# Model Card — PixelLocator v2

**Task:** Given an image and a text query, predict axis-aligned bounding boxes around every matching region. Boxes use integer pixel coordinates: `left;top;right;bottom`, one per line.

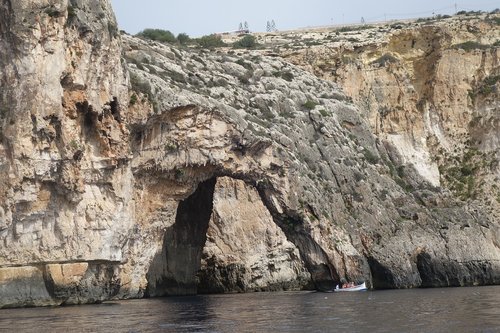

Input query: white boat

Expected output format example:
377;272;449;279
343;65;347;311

334;282;367;292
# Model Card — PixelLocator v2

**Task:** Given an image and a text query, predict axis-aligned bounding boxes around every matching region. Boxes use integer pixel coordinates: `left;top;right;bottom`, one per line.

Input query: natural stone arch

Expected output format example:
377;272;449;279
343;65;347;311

143;173;340;296
132;105;342;295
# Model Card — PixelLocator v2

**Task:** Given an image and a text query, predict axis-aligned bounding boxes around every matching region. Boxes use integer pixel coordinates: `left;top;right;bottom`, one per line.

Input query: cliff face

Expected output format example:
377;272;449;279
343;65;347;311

280;15;500;220
0;0;130;307
0;2;499;308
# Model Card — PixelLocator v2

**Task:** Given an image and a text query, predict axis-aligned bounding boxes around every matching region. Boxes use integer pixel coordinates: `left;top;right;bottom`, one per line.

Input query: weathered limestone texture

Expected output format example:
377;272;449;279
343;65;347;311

280;15;500;221
0;0;129;306
199;177;312;293
0;1;499;308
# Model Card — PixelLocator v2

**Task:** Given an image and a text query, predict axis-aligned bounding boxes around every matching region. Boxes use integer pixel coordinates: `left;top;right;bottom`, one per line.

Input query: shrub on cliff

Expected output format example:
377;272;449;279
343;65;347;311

337;25;374;33
136;29;177;44
177;33;191;45
272;70;294;82
303;100;318;110
195;34;226;48
233;35;258;49
471;74;500;96
371;53;398;67
452;41;489;51
457;10;483;16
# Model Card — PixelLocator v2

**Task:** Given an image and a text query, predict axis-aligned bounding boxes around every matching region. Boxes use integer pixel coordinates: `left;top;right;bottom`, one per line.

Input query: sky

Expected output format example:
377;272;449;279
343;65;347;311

110;0;500;37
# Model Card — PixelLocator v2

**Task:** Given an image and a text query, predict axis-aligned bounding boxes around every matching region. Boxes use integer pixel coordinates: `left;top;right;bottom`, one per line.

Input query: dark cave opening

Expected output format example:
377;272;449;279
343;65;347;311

146;177;217;296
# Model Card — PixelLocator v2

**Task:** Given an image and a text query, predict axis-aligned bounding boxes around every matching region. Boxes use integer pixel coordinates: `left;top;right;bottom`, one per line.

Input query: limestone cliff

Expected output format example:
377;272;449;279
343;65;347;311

279;14;500;220
0;2;499;308
0;0;130;307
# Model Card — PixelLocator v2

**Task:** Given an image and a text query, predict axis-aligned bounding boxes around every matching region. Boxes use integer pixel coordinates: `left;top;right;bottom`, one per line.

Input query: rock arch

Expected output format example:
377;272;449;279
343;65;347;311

132;106;341;295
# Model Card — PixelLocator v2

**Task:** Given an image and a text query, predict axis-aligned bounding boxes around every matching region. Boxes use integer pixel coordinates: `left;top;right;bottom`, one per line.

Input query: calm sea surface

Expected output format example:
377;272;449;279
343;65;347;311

1;286;500;332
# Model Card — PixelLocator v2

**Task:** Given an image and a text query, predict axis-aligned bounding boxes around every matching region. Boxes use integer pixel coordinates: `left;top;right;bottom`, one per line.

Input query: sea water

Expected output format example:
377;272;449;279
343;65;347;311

1;286;499;332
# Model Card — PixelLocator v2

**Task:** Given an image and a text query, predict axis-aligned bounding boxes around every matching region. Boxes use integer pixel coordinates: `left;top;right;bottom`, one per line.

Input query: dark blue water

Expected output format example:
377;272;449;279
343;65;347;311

1;286;500;332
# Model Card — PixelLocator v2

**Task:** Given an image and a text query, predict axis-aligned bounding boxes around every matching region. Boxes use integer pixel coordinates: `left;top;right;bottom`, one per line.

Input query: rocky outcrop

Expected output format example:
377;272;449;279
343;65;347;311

121;28;500;296
0;0;129;306
0;2;499;308
279;14;500;221
199;177;312;293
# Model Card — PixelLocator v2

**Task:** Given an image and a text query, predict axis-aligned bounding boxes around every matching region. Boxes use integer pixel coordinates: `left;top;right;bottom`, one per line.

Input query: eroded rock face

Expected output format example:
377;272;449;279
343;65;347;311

280;15;500;221
198;177;312;293
0;0;129;306
0;1;499;308
123;28;500;295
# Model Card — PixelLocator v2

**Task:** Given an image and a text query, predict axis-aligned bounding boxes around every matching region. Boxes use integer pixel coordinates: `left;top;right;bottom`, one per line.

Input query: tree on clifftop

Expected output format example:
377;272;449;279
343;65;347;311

136;28;177;44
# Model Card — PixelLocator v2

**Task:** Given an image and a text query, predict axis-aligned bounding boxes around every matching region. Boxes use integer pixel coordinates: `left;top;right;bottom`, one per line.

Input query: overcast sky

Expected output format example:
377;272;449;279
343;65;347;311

110;0;500;37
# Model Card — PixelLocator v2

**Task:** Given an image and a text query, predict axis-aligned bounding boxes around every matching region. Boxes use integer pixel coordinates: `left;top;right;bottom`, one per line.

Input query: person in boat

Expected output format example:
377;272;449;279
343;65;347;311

341;281;355;289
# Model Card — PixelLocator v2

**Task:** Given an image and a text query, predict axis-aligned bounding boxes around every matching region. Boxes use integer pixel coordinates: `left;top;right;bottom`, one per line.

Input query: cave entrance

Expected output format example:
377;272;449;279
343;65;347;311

146;177;217;296
145;176;338;296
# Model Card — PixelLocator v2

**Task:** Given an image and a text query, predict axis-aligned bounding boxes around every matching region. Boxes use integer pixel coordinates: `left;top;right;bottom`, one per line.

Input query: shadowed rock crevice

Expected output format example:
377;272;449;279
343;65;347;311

146;177;217;296
367;256;398;289
256;187;340;291
197;177;314;293
416;252;500;288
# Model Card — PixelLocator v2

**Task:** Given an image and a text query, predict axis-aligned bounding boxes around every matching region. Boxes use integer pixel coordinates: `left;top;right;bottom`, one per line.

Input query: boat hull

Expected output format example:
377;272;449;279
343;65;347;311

333;282;367;292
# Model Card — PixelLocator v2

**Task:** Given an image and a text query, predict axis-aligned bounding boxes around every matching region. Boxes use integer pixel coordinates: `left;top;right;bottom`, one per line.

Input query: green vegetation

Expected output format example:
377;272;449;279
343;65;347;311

304;39;322;47
468;74;499;101
281;215;303;232
478;75;500;95
129;93;138;106
69;140;79;150
67;5;76;19
456;10;484;16
129;72;153;105
302;100;318;110
439;147;484;200
108;22;119;38
272;70;294;82
362;148;379;164
164;141;178;152
416;17;432;23
319;109;331;117
177;33;190;45
233;35;258;49
195;34;226;48
174;168;184;181
337;25;374;33
381;157;414;192
417;14;452;22
452;41;490;51
135;29;194;46
136;29;177;43
487;17;500;25
238;69;253;84
371;53;398;67
45;7;62;18
0;106;7;119
236;59;252;70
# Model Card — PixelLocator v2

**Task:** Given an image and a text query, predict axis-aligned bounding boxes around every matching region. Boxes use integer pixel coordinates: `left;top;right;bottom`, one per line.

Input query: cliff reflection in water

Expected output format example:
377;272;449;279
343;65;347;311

1;286;499;333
